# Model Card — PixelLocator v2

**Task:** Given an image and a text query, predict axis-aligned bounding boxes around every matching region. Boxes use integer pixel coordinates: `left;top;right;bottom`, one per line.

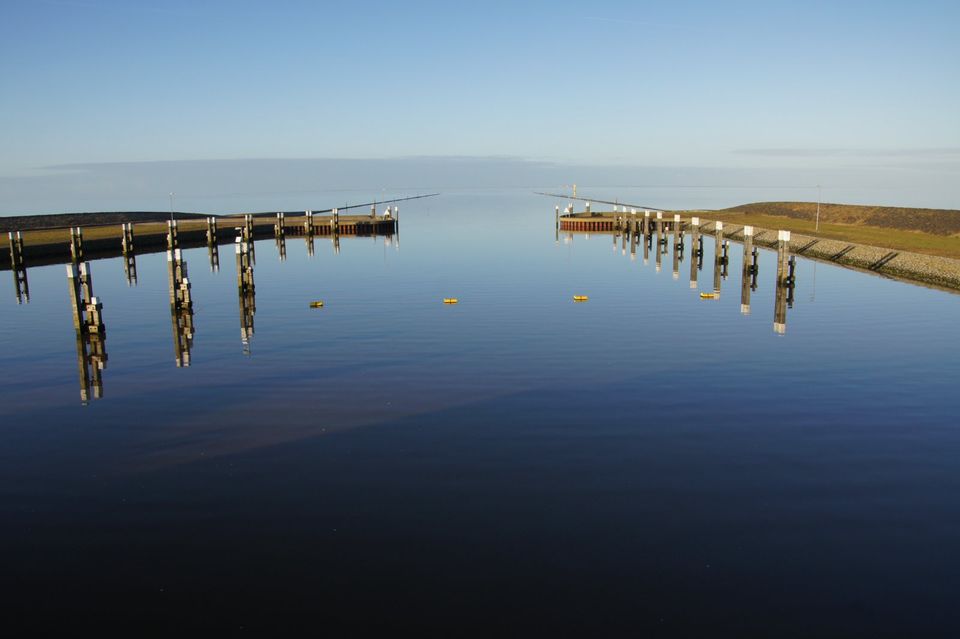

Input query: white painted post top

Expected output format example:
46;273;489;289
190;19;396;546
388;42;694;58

744;225;754;236
645;211;650;217
692;217;699;225
778;230;791;241
656;212;663;219
631;208;636;214
716;221;724;230
674;214;681;222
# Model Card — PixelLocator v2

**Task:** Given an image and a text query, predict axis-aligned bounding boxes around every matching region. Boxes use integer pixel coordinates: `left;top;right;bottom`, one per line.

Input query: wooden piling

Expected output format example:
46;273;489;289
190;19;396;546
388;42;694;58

206;216;218;245
167;219;180;250
69;227;84;263
121;222;135;255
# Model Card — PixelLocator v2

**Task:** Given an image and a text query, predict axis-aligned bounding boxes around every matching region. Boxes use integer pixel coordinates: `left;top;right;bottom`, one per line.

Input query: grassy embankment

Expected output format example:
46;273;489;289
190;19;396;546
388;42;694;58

675;202;960;259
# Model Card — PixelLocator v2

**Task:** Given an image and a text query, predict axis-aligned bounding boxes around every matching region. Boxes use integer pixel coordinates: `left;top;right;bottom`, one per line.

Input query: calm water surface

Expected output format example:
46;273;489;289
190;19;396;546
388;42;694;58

2;190;959;634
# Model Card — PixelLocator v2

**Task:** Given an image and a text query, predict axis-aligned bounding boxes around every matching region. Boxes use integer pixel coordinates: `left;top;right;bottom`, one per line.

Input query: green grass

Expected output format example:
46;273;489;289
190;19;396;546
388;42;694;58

674;203;960;259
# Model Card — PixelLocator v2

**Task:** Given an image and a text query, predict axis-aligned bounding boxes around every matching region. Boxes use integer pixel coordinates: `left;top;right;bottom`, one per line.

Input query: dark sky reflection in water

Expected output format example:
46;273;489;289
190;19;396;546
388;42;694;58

1;190;959;634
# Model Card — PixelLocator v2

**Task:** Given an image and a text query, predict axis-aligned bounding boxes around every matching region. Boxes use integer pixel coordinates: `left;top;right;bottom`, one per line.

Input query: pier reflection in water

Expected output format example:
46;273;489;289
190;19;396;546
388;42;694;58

2;201;405;406
9;231;29;303
237;227;256;355
559;213;800;334
168;248;195;367
66;262;107;403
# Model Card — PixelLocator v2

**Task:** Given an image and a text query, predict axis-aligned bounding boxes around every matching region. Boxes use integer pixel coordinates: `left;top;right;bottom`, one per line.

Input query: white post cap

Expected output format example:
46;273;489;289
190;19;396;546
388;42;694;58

716;221;724;230
692;217;700;225
778;230;791;241
744;225;754;236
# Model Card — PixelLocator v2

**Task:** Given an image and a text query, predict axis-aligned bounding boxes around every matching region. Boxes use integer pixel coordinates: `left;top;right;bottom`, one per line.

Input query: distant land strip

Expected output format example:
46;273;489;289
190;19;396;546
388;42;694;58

0;193;439;233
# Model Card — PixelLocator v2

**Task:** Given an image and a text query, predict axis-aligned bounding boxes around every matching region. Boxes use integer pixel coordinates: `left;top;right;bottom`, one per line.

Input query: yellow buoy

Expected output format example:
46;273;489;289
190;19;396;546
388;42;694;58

309;300;324;308
699;292;718;299
443;298;459;304
573;295;589;302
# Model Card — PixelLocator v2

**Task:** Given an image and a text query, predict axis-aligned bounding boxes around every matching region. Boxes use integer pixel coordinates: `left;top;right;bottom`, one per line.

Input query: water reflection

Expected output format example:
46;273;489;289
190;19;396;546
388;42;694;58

559;215;800;334
207;216;220;272
236;232;256;355
9;231;29;303
168;249;195;367
689;217;703;289
66;262;107;403
740;226;759;315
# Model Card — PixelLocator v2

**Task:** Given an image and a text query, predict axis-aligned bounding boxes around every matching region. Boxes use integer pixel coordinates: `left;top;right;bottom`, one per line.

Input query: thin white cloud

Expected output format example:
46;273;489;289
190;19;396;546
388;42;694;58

735;148;960;158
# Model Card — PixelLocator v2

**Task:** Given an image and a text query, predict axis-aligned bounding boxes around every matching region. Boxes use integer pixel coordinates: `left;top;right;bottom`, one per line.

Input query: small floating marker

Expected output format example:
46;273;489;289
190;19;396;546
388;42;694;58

443;298;459;304
573;295;589;302
309;300;324;308
699;292;718;300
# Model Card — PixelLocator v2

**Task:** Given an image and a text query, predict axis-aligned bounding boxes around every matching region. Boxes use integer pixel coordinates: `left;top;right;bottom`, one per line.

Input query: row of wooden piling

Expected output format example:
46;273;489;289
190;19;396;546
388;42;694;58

6;205;405;403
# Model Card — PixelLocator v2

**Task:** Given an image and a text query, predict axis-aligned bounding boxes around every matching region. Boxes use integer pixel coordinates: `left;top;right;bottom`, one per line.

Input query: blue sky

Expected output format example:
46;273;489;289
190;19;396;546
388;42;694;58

1;0;958;209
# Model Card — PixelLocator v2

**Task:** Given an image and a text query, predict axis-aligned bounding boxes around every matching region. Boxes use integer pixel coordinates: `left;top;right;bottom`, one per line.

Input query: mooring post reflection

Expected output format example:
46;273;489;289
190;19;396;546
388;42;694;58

276;226;287;262
204;217;220;272
236;234;256;355
621;215;628;255
9;231;29;303
629;214;638;260
672;214;684;280
331;208;341;255
120;222;137;286
66;262;106;403
642;211;651;264
740;226;756;314
774;230;795;334
689;217;701;288
712;221;726;296
168;249;195;367
303;209;316;257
